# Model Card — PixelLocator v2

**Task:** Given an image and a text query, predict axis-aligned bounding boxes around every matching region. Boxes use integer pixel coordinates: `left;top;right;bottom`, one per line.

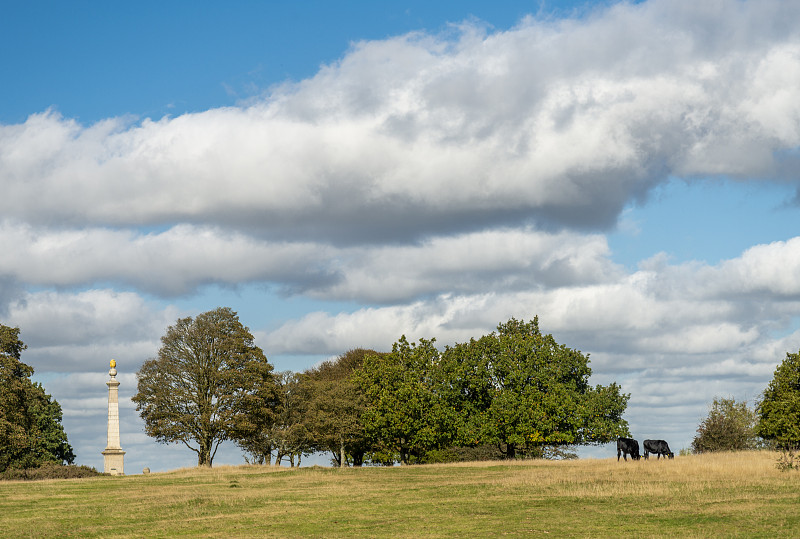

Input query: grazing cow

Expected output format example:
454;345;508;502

617;437;640;461
643;439;674;460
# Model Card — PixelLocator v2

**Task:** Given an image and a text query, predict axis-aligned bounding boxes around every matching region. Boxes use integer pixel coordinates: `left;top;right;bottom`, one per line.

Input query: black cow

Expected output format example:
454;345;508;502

617;437;640;461
643;439;674;460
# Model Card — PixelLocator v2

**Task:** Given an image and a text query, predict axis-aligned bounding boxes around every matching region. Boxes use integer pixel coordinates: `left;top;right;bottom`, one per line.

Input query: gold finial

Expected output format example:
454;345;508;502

110;359;116;369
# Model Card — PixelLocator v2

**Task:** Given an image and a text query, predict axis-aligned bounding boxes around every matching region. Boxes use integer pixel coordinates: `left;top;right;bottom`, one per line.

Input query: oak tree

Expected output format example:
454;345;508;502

440;317;629;458
303;349;382;467
266;371;312;467
132;308;277;467
353;337;450;465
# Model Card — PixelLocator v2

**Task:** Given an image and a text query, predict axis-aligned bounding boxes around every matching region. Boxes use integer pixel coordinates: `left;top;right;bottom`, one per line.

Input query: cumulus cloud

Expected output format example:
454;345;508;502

0;221;337;296
264;236;800;381
0;220;618;300
6;290;178;371
711;237;800;297
310;228;622;302
1;0;799;243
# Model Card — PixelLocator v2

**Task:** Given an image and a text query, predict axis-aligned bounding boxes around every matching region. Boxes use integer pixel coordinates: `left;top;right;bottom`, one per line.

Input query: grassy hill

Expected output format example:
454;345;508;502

2;451;798;537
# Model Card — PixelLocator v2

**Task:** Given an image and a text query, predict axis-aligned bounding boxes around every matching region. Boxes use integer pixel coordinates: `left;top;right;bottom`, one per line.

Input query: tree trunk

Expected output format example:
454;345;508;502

198;440;212;467
506;443;516;460
339;436;346;468
352;450;364;467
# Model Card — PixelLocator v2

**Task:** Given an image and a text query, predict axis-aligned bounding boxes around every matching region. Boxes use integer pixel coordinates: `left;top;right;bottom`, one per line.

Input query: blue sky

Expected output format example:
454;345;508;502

2;1;598;124
2;0;800;472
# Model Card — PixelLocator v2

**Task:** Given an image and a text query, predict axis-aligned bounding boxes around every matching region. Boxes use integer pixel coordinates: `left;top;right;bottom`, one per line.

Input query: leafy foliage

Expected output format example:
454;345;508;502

132;308;278;466
0;324;75;473
353;337;450;465
302;349;380;467
757;350;800;450
691;397;760;453
439;317;629;458
354;317;630;463
266;371;312;467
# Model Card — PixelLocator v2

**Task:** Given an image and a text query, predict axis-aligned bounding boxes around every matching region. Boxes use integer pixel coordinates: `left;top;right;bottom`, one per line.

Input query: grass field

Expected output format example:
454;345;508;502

1;451;798;538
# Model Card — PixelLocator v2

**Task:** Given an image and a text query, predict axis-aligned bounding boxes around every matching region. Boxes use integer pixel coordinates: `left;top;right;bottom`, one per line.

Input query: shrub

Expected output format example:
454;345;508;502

0;462;105;481
417;444;579;464
776;449;800;472
692;397;760;453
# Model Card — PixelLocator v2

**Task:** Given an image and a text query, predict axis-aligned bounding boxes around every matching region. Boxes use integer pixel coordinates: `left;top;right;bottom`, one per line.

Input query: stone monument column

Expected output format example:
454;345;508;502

102;359;125;475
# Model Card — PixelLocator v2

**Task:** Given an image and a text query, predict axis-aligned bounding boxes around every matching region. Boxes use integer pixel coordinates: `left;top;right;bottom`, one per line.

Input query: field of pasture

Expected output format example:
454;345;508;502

2;451;798;538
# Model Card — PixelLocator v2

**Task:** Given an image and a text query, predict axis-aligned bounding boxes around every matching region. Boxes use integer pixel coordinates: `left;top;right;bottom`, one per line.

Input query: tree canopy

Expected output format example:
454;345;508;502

354;317;630;463
132;307;278;466
266;371;312;467
0;324;74;472
353;338;449;465
439;317;629;458
757;350;800;450
302;349;380;467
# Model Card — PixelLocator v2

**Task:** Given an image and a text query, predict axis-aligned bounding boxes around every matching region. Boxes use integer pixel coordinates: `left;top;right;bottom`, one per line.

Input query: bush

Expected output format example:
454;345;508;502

417;444;579;464
0;462;105;481
776;448;800;472
692;397;760;453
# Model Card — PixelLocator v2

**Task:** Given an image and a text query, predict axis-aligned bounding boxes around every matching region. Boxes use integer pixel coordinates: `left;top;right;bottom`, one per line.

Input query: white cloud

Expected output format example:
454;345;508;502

263;236;800;369
301;227;622;301
0;221;336;296
711;237;800;297
1;1;799;241
7;290;176;371
0;221;619;300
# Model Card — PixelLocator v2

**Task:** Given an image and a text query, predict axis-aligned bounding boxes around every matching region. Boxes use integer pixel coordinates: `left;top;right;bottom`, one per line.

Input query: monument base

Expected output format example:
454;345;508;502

102;448;126;475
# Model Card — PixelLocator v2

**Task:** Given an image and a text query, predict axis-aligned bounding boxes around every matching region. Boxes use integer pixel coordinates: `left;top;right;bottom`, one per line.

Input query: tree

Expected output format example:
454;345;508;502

132;308;278;467
692;397;760;453
353;337;451;465
439;317;629;458
0;324;75;472
353;317;629;464
266;371;313;467
757;350;800;450
303;349;381;467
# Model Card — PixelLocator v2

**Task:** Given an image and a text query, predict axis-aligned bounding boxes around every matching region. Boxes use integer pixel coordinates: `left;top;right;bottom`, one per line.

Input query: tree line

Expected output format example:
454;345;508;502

131;308;632;466
3;308;800;473
126;308;800;467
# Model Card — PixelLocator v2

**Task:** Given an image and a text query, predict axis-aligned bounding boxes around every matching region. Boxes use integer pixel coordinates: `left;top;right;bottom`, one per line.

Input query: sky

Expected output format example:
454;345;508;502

2;0;800;472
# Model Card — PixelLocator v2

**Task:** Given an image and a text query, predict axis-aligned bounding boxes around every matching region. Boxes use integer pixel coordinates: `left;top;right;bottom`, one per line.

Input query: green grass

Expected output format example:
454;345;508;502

1;451;799;537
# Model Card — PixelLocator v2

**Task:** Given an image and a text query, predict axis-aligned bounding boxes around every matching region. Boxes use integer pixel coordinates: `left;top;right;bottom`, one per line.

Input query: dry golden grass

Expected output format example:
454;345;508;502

1;451;798;538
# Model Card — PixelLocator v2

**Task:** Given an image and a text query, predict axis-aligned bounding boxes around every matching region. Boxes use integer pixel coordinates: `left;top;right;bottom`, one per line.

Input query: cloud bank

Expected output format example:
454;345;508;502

2;0;799;243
